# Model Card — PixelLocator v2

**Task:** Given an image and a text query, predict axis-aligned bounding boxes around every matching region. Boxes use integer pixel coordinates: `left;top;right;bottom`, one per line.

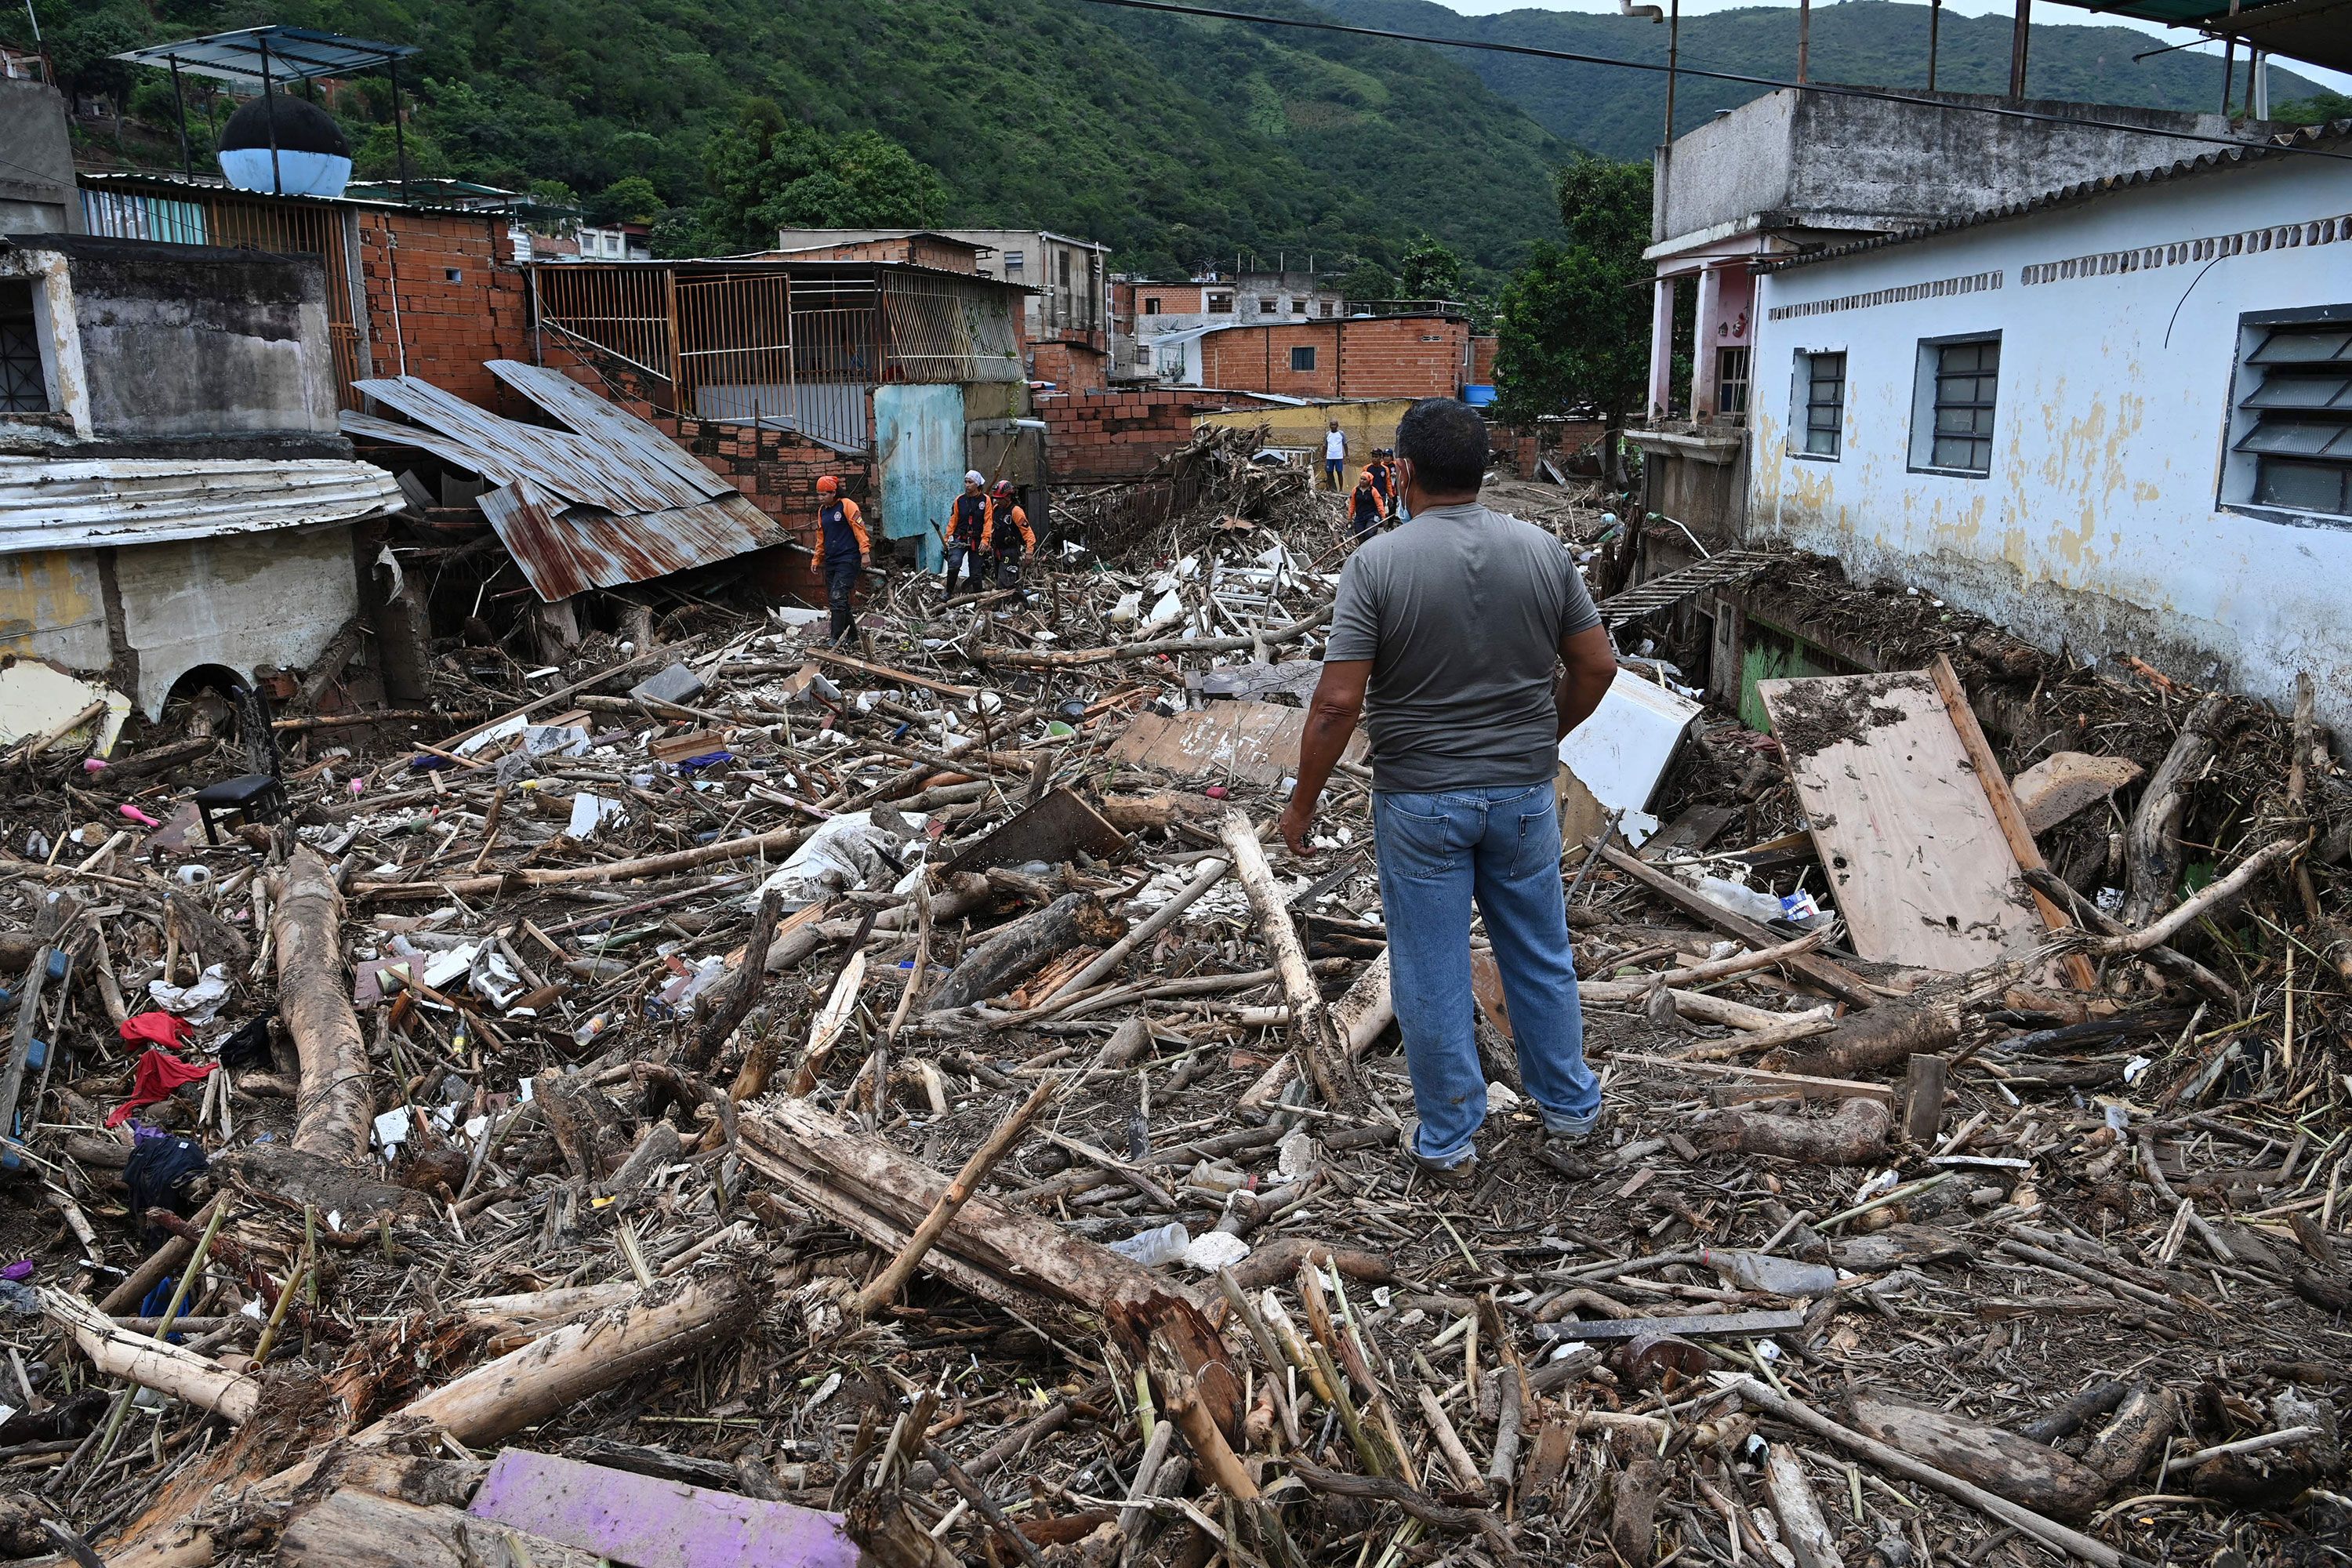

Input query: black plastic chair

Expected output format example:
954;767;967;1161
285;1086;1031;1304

192;683;286;845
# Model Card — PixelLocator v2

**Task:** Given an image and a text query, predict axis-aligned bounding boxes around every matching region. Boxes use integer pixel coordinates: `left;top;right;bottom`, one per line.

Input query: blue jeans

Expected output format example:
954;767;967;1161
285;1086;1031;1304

1373;783;1600;1167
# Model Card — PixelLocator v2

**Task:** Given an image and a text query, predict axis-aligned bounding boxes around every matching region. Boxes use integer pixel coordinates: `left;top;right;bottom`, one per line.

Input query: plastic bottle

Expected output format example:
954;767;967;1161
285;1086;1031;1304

572;1013;612;1047
1108;1222;1191;1266
1699;1247;1838;1296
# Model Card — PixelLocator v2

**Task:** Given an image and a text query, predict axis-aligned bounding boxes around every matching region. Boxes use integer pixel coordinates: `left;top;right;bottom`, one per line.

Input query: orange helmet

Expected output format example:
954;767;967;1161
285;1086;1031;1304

816;474;840;495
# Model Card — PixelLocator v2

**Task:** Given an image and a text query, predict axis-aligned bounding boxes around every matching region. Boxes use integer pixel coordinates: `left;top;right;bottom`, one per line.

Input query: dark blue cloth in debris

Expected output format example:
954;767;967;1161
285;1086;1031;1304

124;1129;209;1240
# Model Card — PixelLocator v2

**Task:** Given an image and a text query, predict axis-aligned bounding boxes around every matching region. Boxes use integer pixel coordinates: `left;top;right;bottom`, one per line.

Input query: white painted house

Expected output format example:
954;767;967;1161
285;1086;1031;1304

1746;122;2352;731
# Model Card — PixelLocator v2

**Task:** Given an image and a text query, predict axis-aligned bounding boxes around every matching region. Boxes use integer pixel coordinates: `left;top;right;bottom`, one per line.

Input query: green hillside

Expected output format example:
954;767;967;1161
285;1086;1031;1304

21;0;1572;281
1316;0;2325;158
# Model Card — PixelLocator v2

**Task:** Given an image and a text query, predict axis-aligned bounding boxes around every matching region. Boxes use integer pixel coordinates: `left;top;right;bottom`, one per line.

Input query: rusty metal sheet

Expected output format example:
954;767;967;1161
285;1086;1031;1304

0;456;401;555
477;478;782;604
341;372;788;602
944;787;1129;876
1105;702;1365;788
487;361;731;499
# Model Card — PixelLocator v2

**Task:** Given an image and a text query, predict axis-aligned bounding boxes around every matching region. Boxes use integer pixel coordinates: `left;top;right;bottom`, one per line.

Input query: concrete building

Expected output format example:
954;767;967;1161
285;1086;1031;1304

1116;271;1348;379
0;232;405;716
1741;121;2352;733
0;76;81;237
1632;88;2284;539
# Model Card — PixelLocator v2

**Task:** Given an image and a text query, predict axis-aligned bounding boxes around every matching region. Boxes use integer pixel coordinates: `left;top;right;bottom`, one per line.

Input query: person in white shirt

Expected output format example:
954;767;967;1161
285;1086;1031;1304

1323;420;1348;492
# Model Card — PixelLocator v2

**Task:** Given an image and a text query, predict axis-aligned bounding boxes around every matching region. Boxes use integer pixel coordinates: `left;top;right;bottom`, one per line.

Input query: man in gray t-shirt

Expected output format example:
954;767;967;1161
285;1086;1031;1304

1282;398;1618;1183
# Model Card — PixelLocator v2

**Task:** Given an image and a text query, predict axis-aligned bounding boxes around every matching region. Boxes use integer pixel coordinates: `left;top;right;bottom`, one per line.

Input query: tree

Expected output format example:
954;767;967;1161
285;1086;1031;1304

1396;234;1464;303
1491;154;1653;485
1335;260;1396;306
590;176;663;225
701;100;947;250
2274;91;2352;127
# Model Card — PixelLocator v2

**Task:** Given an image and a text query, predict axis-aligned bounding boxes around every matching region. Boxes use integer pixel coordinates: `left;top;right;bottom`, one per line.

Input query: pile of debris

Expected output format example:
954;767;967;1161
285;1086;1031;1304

0;490;2346;1568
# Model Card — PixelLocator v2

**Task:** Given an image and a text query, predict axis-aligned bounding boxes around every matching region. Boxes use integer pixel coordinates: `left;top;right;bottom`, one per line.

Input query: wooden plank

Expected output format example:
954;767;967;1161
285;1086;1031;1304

1928;655;2100;989
1595;844;1878;1010
1639;803;1740;862
1106;703;1364;787
1537;1308;1807;1343
1758;670;2048;975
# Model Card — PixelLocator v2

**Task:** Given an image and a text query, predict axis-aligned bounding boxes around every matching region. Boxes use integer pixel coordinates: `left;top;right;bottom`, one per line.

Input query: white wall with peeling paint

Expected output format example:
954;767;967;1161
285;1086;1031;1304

1749;152;2352;733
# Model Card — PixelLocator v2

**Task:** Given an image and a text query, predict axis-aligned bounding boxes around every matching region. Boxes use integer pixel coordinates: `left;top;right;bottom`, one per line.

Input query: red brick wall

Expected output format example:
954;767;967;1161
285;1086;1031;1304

1471;335;1498;387
1134;284;1203;318
1031;339;1108;393
354;209;531;408
1037;387;1236;482
1196;318;1468;400
768;237;981;272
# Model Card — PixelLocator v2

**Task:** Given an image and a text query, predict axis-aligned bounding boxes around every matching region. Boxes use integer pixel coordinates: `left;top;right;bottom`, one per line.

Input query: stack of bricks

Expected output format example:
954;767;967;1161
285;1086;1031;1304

1036;386;1238;483
1499;419;1609;481
1029;338;1108;394
354;209;531;408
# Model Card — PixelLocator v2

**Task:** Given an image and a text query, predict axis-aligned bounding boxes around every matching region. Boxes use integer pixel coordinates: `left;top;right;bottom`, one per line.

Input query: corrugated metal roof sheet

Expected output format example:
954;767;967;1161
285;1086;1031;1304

0;457;402;557
341;367;789;603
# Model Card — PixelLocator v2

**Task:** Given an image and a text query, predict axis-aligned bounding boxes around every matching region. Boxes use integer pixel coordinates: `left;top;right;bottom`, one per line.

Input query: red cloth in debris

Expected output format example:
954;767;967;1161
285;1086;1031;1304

119;1012;193;1051
106;1049;215;1127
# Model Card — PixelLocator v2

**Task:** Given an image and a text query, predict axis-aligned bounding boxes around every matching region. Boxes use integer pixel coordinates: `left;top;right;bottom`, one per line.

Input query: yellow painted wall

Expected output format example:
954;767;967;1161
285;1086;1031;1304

0;549;110;671
1201;398;1413;463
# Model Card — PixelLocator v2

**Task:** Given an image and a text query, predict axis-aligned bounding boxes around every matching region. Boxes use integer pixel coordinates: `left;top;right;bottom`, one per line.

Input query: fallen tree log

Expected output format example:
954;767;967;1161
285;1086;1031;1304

1847;1395;2110;1519
350;822;816;902
41;1287;260;1425
929;891;1123;1011
270;845;375;1164
1693;1096;1891;1164
985;604;1332;670
1221;812;1357;1108
2124;694;2227;927
1774;996;1961;1080
279;1490;603;1568
1719;1376;2140;1568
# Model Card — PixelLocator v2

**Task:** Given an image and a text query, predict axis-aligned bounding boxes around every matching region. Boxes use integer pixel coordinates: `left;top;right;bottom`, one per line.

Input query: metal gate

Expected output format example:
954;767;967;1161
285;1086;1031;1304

873;383;965;572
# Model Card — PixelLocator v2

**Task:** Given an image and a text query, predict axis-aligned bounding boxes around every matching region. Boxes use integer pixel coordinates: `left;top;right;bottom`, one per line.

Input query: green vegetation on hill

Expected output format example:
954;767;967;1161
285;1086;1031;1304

1316;0;2325;158
19;0;1574;282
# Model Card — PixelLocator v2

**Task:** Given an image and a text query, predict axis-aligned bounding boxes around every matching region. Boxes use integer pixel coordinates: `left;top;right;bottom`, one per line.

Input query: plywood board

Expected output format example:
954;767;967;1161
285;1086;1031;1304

1106;702;1364;786
1758;670;2046;973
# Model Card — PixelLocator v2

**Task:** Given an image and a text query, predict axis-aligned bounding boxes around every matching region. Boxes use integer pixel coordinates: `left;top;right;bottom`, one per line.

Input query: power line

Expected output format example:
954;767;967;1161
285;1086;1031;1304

1071;0;2352;163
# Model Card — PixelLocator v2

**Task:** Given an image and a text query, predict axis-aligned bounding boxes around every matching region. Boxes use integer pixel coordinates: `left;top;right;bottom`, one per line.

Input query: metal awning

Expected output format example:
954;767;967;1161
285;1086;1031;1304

0;457;404;556
2042;0;2352;74
111;26;418;85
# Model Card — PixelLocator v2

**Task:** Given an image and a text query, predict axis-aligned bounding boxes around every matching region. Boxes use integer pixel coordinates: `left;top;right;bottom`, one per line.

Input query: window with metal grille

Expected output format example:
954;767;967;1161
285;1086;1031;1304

1207;293;1232;314
1004;250;1024;272
1290;346;1316;372
1716;346;1751;419
1321;300;1337;318
2233;315;2352;519
1258;296;1276;316
0;281;48;414
1914;336;1999;474
1795;350;1845;457
1143;297;1161;315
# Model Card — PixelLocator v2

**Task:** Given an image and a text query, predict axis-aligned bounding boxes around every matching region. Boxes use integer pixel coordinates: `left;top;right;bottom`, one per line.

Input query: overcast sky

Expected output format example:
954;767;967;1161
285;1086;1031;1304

1431;0;2352;93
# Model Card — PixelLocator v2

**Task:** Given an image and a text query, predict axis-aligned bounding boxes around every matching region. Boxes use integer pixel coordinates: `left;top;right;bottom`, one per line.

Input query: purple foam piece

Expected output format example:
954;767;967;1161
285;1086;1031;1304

468;1448;862;1568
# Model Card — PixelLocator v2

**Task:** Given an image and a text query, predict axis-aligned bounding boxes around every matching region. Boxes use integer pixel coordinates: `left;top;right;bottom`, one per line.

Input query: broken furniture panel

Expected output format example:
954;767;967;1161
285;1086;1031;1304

945;786;1129;875
1556;668;1703;848
1759;670;2049;973
1107;702;1364;787
467;1448;860;1568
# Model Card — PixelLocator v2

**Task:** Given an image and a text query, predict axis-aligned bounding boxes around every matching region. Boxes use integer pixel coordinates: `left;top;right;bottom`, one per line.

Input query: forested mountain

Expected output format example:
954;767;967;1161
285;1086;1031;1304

1316;0;2325;158
21;0;1571;280
20;0;2330;279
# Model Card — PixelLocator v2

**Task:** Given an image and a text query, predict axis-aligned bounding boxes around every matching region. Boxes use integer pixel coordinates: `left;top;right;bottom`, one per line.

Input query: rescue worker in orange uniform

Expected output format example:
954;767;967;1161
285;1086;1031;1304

988;480;1034;594
813;474;869;645
1348;465;1383;542
942;469;991;603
